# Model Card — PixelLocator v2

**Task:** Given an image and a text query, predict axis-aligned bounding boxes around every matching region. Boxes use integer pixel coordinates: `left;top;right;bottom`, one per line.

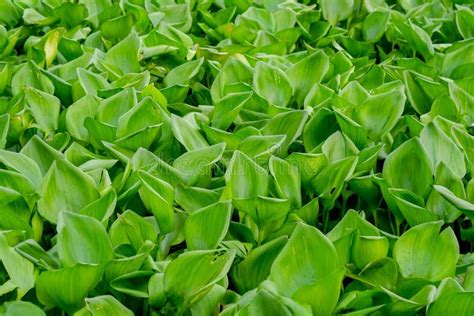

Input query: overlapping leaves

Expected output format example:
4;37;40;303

0;0;473;315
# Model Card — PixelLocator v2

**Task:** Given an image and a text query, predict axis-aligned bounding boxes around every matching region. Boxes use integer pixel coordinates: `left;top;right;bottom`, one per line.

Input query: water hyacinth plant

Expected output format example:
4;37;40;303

0;0;473;315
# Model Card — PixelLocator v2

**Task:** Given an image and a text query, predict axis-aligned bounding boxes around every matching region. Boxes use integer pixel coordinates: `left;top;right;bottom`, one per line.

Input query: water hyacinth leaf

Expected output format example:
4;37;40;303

20;135;63;175
173;142;225;186
109;271;153;298
230;236;287;294
303;107;338;152
269;223;343;315
382;138;433;197
455;6;474;40
250;196;291;241
269;156;302;209
394;221;459;282
184;200;232;250
164;58;204;87
212;91;252;130
428;292;474;316
210;57;253;102
76;68;110;97
75;295;133;316
100;15;134;43
312;156;358;210
109;210;157;252
389;188;439;226
175;186;220;213
38;159;99;223
287;50;329;106
164;250;235;308
15;239;59;270
24;86;60;133
102;32;140;76
36;264;102;313
351;234;389;270
189;284;226;316
138;171;174;234
426;163;464;223
0;301;45;316
334;109;368;149
0;149;42;188
65;95;99;141
237;135;285;164
11;61;54;96
171;114;209;151
148;273;166;308
220;280;312;315
359;258;399;289
96;88;137;127
433;185;474;220
253;61;293;107
0;1;472;314
0;113;9;149
451;127;474;174
363;10;389;43
420;122;466;178
57;211;114;267
355;89;405;140
321;131;359;163
0;233;35;297
225;151;270;200
261;110;308;154
321;0;354;26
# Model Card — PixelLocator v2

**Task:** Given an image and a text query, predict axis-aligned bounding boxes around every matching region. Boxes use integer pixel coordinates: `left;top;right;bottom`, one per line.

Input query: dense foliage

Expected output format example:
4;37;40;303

0;0;473;315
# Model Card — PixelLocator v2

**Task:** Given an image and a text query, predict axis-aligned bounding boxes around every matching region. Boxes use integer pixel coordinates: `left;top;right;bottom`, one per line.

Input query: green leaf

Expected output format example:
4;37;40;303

101;32;140;77
57;211;114;267
269;156;302;209
0;233;35;297
261;110;308;154
75;295;133;316
287;51;329;106
420;122;466;178
109;271;153;298
382;138;433;197
221;280;311;315
394;221;459;282
355;89;406;140
173;142;225;186
0;149;42;188
269;223;343;315
0;113;9;150
36;264;102;313
138;170;175;234
164;58;204;87
38;159;100;223
390;188;438;226
164;250;235;309
253;61;293;107
351;234;389;270
433;185;474;220
96;88;137;127
212;91;252;130
0;301;45;316
20;135;63;175
455;6;474;40
225;151;270;200
321;0;354;26
363;10;389;43
24;86;60;133
184;201;232;250
171;114;209;151
428;292;474;316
